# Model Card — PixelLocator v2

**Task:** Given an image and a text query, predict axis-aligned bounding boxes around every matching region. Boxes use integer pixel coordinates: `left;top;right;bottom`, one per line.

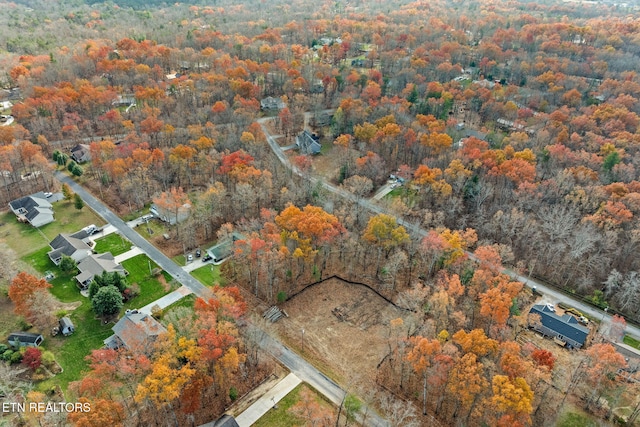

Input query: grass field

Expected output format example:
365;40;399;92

93;233;132;256
20;249;173;392
21;248;113;393
191;264;225;287
0;201;105;257
623;335;640;350
121;254;173;309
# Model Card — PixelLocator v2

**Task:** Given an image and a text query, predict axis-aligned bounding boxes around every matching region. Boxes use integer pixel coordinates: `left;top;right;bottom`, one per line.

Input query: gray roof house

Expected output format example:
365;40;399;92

8;192;54;227
8;332;44;348
47;229;93;265
295;130;322;155
75;252;126;289
104;310;167;353
70;144;91;163
59;317;75;336
529;304;590;348
150;203;191;225
198;414;240;427
260;96;286;111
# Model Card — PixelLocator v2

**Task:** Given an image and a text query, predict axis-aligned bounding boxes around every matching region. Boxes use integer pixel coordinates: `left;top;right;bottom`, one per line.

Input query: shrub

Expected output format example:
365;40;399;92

277;291;287;303
229;387;238;401
1;350;13;361
10;351;23;364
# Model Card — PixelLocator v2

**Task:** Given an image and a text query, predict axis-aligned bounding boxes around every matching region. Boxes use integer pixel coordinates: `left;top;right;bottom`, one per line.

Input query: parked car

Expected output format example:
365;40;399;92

195;248;201;257
43;192;53;198
187;254;193;262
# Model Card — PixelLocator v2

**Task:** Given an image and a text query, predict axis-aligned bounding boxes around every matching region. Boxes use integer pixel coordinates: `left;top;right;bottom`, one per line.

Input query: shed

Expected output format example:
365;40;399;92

8;332;44;348
59;317;75;336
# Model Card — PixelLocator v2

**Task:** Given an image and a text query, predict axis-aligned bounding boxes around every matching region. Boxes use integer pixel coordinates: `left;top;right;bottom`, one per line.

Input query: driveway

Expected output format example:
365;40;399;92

234;373;302;427
138;286;193;315
113;246;144;264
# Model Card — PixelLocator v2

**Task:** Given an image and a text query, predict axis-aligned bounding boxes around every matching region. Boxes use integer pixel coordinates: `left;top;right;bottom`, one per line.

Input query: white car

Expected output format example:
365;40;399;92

187;254;193;262
44;192;53;198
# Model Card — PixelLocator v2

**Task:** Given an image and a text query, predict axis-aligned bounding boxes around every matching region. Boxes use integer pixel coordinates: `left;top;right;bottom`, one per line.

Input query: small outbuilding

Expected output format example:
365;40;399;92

59;317;75;336
8;332;44;348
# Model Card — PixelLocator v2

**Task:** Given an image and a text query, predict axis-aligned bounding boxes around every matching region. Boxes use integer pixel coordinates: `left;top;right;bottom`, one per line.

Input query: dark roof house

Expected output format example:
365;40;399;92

48;229;93;265
260;96;286;111
8;332;44;348
59;317;75;336
70;144;91;163
198;414;240;427
104;310;167;352
75;252;126;289
529;304;590;348
8;192;54;228
295;130;322;155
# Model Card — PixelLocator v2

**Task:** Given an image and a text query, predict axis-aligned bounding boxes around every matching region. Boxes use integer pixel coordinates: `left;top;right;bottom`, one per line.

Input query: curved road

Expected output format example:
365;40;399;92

258;118;640;341
55;170;390;426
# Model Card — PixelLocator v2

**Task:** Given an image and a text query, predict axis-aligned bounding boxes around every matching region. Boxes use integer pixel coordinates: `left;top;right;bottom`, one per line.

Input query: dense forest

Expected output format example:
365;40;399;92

1;0;640;425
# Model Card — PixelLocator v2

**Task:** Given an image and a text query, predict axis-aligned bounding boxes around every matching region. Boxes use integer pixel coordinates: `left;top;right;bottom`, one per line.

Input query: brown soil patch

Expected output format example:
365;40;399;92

157;273;171;292
276;278;413;388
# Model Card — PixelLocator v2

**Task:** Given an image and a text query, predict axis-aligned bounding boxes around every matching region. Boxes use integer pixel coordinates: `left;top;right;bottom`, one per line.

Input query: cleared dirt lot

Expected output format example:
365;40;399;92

275;277;414;387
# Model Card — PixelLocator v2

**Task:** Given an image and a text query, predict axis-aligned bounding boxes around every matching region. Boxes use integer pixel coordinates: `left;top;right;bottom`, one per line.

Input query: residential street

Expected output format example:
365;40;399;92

54;170;390;426
258;117;640;341
54;171;211;300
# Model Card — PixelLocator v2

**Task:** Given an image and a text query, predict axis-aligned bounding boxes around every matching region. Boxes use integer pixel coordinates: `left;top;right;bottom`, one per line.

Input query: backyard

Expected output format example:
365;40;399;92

19;248;173;392
0;201;105;257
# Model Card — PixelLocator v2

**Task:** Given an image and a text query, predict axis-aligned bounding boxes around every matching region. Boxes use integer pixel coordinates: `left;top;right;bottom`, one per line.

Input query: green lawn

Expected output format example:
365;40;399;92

122;254;173;309
623;335;640;350
39;299;113;393
253;384;335;427
0;201;105;257
22;250;172;392
191;264;225;287
22;249;112;393
93;233;131;256
135;218;168;240
172;254;187;266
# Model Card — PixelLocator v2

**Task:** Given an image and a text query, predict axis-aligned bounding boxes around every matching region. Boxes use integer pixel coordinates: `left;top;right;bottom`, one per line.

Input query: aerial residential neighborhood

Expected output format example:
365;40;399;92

1;0;640;426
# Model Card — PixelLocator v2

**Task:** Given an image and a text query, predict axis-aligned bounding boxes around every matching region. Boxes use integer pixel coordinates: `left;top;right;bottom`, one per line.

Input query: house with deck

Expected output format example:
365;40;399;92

8;192;54;228
529;304;590;348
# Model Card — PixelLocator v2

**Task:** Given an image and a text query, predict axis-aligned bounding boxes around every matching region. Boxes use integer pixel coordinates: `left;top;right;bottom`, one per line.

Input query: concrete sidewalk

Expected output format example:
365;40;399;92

138;286;193;315
114;246;144;264
234;373;302;427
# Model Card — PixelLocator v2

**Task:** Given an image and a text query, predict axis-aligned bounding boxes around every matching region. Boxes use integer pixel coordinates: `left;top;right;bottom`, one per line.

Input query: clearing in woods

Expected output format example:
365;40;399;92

275;277;414;388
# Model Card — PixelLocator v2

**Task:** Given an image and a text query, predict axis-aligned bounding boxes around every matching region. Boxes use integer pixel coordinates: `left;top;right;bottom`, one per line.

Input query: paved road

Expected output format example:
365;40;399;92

54;171;389;425
257;333;389;427
54;171;211;300
258;118;640;342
